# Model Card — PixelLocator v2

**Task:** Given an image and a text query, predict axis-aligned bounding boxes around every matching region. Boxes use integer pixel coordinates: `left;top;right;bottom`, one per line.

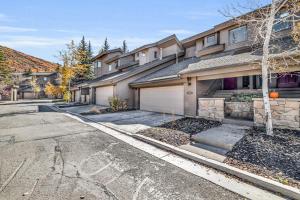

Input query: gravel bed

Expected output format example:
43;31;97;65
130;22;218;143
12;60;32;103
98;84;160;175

137;118;221;146
225;127;300;188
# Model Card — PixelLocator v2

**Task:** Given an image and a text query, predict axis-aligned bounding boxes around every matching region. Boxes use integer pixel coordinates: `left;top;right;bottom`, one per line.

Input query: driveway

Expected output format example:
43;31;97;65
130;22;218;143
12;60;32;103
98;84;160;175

60;105;183;134
83;110;183;133
0;103;243;200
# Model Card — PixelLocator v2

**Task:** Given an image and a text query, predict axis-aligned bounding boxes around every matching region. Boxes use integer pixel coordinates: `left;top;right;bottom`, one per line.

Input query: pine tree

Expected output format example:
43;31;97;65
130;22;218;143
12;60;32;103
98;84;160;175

87;41;93;64
100;37;110;53
122;40;128;53
77;36;88;64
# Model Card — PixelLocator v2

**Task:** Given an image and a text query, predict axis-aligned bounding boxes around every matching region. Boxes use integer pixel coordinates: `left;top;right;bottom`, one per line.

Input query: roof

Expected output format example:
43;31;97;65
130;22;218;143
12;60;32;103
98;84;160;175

181;4;271;47
84;54;178;87
131;57;200;86
120;34;182;58
180;36;300;75
91;48;123;61
0;45;59;73
180;51;261;74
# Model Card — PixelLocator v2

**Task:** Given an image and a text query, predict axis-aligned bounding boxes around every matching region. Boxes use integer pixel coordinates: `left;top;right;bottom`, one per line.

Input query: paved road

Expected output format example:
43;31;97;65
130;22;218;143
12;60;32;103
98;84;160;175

0;103;243;200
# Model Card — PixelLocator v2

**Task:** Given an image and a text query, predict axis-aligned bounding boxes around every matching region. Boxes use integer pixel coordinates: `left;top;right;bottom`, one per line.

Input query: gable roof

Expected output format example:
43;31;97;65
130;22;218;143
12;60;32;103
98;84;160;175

91;48;123;61
130;57;200;86
120;34;182;58
83;54;178;88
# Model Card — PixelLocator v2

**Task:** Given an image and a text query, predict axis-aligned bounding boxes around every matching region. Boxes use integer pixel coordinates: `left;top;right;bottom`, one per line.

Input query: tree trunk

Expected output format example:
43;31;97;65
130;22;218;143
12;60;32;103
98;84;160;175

261;0;277;136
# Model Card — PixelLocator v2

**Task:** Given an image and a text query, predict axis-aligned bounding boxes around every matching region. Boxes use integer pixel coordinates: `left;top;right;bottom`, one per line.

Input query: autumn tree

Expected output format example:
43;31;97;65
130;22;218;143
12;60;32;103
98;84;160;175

222;0;300;135
0;48;12;98
30;77;41;98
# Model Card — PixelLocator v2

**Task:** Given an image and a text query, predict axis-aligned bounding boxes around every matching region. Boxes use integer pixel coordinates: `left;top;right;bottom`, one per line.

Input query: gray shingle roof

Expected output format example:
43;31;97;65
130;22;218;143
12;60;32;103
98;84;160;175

131;57;200;85
83;54;177;87
180;51;262;74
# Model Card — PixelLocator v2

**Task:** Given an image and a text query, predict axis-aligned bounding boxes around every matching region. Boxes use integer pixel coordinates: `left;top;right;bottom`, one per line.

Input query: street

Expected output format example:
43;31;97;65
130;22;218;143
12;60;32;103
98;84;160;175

0;103;244;200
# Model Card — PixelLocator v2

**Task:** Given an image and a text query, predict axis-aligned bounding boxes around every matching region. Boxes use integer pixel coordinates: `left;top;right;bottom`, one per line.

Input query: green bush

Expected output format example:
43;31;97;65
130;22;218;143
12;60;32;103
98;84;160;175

229;93;262;102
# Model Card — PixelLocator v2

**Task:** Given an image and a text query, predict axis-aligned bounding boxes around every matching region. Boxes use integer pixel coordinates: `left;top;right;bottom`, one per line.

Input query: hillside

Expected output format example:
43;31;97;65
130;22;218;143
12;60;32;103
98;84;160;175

0;45;59;73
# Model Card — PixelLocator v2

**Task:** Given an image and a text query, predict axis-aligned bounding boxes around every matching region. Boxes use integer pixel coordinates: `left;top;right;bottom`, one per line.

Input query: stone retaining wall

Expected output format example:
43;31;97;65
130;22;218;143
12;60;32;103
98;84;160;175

225;102;253;120
253;98;300;130
198;98;224;121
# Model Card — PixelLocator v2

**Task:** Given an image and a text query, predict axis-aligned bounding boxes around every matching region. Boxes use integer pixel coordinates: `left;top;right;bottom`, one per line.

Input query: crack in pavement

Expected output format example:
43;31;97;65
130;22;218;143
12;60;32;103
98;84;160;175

52;139;65;191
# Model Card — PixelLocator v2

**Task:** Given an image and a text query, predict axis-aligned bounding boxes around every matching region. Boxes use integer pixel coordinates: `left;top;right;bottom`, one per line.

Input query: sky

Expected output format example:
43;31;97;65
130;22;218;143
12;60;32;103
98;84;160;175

0;0;270;63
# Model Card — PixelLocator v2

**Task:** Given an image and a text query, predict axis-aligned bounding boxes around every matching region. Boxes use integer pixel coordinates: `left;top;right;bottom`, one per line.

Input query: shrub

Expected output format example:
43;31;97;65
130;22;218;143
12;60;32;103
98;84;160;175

108;96;128;112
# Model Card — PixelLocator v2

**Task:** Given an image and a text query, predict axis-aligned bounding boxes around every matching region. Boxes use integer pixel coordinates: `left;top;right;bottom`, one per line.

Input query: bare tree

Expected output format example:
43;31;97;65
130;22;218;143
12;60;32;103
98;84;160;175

222;0;300;135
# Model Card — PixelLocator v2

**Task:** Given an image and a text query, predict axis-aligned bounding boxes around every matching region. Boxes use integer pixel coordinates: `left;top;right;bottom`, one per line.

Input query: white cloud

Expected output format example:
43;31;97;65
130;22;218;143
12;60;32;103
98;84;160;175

0;26;37;33
0;36;81;48
160;29;195;35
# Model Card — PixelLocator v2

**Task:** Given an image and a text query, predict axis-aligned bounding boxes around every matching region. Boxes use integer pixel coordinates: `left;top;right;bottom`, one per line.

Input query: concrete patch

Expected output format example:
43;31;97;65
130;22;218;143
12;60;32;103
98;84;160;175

192;124;249;151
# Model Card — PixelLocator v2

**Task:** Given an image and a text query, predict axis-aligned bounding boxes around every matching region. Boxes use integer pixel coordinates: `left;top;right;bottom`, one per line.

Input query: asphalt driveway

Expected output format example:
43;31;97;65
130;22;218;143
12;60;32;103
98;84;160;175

0;103;243;200
60;105;183;134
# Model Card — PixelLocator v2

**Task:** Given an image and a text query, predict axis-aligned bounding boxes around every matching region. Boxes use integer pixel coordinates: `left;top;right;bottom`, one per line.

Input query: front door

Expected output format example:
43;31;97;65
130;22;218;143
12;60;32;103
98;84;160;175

224;78;237;90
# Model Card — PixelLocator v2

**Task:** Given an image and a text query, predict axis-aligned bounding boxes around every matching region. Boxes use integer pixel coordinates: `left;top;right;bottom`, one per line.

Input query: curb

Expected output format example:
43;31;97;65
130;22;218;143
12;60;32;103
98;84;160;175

0;99;63;106
50;105;300;200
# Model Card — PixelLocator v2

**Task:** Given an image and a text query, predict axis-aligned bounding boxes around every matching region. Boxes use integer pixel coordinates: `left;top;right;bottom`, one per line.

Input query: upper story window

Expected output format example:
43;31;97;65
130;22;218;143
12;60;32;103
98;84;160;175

108;64;112;71
273;11;292;32
97;61;102;68
206;34;217;47
154;51;158;59
141;52;146;57
229;26;247;44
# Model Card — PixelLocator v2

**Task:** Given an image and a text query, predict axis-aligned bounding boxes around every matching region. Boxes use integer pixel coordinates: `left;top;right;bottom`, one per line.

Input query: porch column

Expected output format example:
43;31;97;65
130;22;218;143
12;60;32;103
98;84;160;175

184;77;198;117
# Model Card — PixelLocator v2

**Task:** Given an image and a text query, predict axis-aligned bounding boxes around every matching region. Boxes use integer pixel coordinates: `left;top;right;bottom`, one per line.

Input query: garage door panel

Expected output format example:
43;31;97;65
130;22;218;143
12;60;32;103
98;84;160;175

95;86;114;106
140;86;184;115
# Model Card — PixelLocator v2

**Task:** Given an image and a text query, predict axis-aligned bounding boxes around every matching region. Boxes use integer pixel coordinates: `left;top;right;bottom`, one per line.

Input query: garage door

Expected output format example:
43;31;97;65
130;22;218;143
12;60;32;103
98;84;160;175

140;85;184;115
75;90;80;102
95;86;114;106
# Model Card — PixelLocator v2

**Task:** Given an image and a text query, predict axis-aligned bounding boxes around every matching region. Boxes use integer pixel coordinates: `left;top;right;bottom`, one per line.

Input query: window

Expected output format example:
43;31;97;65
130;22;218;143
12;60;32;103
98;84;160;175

97;61;102;68
43;77;47;81
273;12;292;32
136;53;139;58
108;64;112;71
154;51;158;59
141;52;146;57
206;34;217;46
229;26;247;44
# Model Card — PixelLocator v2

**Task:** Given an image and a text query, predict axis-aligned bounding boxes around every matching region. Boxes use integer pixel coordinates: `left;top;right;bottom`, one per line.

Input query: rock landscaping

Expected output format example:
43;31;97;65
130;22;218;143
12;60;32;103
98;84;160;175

225;127;300;188
137;118;221;146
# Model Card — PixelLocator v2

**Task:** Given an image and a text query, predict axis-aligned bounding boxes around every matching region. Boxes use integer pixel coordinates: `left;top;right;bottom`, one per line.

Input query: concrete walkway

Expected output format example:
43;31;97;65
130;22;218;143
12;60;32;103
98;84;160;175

185;124;250;162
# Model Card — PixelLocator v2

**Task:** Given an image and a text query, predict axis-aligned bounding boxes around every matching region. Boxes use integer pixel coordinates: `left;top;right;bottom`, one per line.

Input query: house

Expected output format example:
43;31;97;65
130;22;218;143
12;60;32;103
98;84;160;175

72;35;184;108
130;7;300;129
18;72;60;99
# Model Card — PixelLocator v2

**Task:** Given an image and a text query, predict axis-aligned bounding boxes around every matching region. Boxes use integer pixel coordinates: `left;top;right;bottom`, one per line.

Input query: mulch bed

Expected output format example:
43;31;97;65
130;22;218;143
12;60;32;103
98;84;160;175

225;127;300;188
137;118;221;147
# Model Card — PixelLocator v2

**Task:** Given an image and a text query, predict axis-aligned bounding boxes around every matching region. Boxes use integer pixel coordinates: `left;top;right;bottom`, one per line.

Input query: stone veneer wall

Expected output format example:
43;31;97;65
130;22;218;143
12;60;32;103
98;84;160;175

253;98;300;130
225;102;254;120
198;98;225;121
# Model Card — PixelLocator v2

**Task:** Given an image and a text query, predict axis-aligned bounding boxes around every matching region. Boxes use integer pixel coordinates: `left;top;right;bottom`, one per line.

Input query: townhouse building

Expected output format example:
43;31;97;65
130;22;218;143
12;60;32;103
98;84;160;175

71;35;183;107
71;5;300;130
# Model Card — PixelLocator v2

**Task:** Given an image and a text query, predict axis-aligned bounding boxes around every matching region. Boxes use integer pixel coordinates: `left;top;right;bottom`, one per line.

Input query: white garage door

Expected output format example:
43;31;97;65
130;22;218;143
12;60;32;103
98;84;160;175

95;86;114;106
75;90;80;102
140;85;184;115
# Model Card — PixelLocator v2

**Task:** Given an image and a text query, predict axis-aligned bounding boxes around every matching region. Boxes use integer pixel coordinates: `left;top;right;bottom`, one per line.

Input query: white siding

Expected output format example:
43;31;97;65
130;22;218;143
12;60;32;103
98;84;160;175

140;86;184;115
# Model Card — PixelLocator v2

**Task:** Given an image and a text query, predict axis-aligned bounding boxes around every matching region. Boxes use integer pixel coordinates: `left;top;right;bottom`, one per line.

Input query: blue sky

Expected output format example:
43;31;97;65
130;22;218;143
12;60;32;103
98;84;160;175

0;0;269;63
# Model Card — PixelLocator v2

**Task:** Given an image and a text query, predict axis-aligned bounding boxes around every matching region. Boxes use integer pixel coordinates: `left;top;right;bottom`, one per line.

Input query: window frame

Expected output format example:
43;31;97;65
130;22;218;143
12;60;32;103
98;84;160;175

273;11;292;32
229;25;248;44
206;34;217;47
108;64;112;71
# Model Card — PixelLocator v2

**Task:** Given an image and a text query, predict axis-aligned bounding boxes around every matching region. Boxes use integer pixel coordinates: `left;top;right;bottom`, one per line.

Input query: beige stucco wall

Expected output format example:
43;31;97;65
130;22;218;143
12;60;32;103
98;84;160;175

253;98;300;130
185;46;196;58
184;78;222;117
93;51;122;77
162;44;181;57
